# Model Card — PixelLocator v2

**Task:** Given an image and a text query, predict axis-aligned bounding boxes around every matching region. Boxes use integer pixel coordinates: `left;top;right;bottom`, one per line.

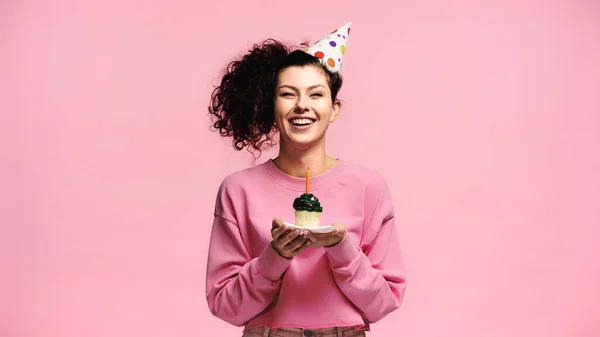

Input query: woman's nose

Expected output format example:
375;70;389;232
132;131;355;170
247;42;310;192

295;96;310;111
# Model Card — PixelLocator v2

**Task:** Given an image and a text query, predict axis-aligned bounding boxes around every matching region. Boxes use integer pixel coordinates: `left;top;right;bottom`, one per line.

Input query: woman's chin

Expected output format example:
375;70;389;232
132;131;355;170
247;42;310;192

283;134;322;149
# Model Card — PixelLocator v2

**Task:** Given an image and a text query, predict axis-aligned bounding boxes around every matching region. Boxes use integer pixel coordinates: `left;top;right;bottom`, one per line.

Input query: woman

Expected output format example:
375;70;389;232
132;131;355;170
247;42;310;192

205;22;406;337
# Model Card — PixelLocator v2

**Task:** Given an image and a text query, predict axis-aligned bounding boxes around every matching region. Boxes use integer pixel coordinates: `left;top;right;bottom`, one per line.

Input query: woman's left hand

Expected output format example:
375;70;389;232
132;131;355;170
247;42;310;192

305;223;346;248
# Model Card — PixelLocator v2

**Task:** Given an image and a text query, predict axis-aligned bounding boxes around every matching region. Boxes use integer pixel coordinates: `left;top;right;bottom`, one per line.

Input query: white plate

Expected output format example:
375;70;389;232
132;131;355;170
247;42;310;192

283;222;334;233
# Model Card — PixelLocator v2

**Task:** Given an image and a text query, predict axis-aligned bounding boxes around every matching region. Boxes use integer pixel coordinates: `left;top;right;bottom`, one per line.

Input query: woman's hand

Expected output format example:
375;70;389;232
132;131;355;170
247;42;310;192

305;223;346;248
270;218;311;259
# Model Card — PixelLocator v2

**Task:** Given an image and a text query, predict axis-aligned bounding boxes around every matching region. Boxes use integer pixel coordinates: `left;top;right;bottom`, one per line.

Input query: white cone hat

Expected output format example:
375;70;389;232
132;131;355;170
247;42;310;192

303;21;352;73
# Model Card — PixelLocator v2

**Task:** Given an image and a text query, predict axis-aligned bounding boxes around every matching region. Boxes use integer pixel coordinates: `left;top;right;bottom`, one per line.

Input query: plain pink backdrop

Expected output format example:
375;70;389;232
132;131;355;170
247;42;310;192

1;0;599;336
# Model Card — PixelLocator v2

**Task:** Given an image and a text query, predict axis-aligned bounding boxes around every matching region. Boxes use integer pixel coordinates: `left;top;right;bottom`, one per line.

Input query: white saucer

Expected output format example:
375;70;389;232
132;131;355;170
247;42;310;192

283;222;334;233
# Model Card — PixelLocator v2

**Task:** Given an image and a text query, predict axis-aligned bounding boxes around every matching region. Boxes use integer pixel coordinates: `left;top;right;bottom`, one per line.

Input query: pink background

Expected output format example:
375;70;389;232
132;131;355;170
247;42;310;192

1;0;599;336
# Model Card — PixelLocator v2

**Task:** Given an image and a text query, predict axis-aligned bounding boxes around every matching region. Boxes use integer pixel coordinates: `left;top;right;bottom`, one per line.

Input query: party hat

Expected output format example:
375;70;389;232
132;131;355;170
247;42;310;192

303;21;352;73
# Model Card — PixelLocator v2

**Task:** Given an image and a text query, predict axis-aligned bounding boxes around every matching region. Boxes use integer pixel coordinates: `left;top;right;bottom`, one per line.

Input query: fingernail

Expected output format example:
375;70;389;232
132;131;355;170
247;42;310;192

306;242;311;246
294;230;300;235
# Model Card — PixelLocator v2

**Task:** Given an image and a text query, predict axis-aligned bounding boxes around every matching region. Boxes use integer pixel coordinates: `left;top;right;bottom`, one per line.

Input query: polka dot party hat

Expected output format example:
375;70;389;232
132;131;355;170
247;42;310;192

303;21;352;73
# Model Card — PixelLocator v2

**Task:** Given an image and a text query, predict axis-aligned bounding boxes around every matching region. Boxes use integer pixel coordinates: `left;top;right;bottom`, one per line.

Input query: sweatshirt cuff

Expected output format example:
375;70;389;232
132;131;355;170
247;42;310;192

324;234;360;268
254;242;292;281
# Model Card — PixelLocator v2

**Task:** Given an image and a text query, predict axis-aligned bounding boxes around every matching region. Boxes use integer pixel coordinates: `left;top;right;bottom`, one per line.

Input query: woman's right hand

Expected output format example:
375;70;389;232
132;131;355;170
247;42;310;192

270;218;311;259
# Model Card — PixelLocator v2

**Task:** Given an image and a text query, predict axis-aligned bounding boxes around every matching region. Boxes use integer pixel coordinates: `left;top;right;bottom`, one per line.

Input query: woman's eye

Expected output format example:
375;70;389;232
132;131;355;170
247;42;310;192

280;92;294;97
310;93;323;97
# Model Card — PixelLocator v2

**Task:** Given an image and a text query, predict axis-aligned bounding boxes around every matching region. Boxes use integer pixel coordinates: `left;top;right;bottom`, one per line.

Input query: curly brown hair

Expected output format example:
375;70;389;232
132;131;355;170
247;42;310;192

208;39;343;158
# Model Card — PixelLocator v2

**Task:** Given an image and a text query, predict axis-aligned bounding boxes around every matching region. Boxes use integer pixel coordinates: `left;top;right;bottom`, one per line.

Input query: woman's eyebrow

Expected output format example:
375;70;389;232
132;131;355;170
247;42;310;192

278;84;326;91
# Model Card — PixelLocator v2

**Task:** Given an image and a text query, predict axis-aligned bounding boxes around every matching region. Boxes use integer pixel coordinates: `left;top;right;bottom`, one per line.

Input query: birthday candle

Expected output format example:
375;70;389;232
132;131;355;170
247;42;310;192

306;167;310;194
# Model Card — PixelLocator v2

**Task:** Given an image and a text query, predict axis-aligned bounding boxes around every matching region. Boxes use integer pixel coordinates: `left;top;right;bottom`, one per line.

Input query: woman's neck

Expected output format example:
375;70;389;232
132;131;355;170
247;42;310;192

273;141;336;178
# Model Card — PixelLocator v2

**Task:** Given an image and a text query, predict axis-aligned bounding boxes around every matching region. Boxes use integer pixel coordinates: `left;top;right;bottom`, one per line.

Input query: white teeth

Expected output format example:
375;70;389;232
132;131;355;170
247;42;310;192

290;118;314;125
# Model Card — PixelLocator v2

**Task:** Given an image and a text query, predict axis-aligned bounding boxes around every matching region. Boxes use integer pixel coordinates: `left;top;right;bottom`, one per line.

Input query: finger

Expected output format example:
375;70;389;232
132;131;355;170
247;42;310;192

279;229;301;246
291;240;312;255
272;228;291;241
332;223;345;233
305;232;320;243
285;236;308;252
273;230;297;249
271;220;289;239
272;218;283;230
286;237;310;252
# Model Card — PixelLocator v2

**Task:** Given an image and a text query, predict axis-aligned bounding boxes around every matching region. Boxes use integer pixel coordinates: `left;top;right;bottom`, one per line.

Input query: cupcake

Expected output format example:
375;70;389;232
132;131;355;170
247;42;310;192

293;193;323;227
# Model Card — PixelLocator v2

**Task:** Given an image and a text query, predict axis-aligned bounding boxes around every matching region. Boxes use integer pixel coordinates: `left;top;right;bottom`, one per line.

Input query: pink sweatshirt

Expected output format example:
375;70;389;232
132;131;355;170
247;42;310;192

205;159;406;330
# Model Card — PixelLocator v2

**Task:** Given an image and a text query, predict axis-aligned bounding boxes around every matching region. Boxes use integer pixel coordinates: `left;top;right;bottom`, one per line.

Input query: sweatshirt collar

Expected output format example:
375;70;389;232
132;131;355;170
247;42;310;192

261;158;346;192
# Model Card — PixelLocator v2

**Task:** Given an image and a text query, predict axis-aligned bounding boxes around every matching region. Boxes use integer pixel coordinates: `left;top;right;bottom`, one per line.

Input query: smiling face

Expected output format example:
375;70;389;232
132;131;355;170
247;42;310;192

273;65;341;150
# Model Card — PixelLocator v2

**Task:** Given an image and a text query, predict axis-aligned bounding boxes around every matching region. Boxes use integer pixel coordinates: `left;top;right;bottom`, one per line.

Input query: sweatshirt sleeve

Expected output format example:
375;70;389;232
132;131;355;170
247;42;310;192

323;175;407;324
205;181;292;326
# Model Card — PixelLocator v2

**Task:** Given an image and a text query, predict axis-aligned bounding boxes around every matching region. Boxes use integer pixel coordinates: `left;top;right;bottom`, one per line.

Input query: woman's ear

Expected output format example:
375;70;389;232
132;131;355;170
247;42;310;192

330;100;342;122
